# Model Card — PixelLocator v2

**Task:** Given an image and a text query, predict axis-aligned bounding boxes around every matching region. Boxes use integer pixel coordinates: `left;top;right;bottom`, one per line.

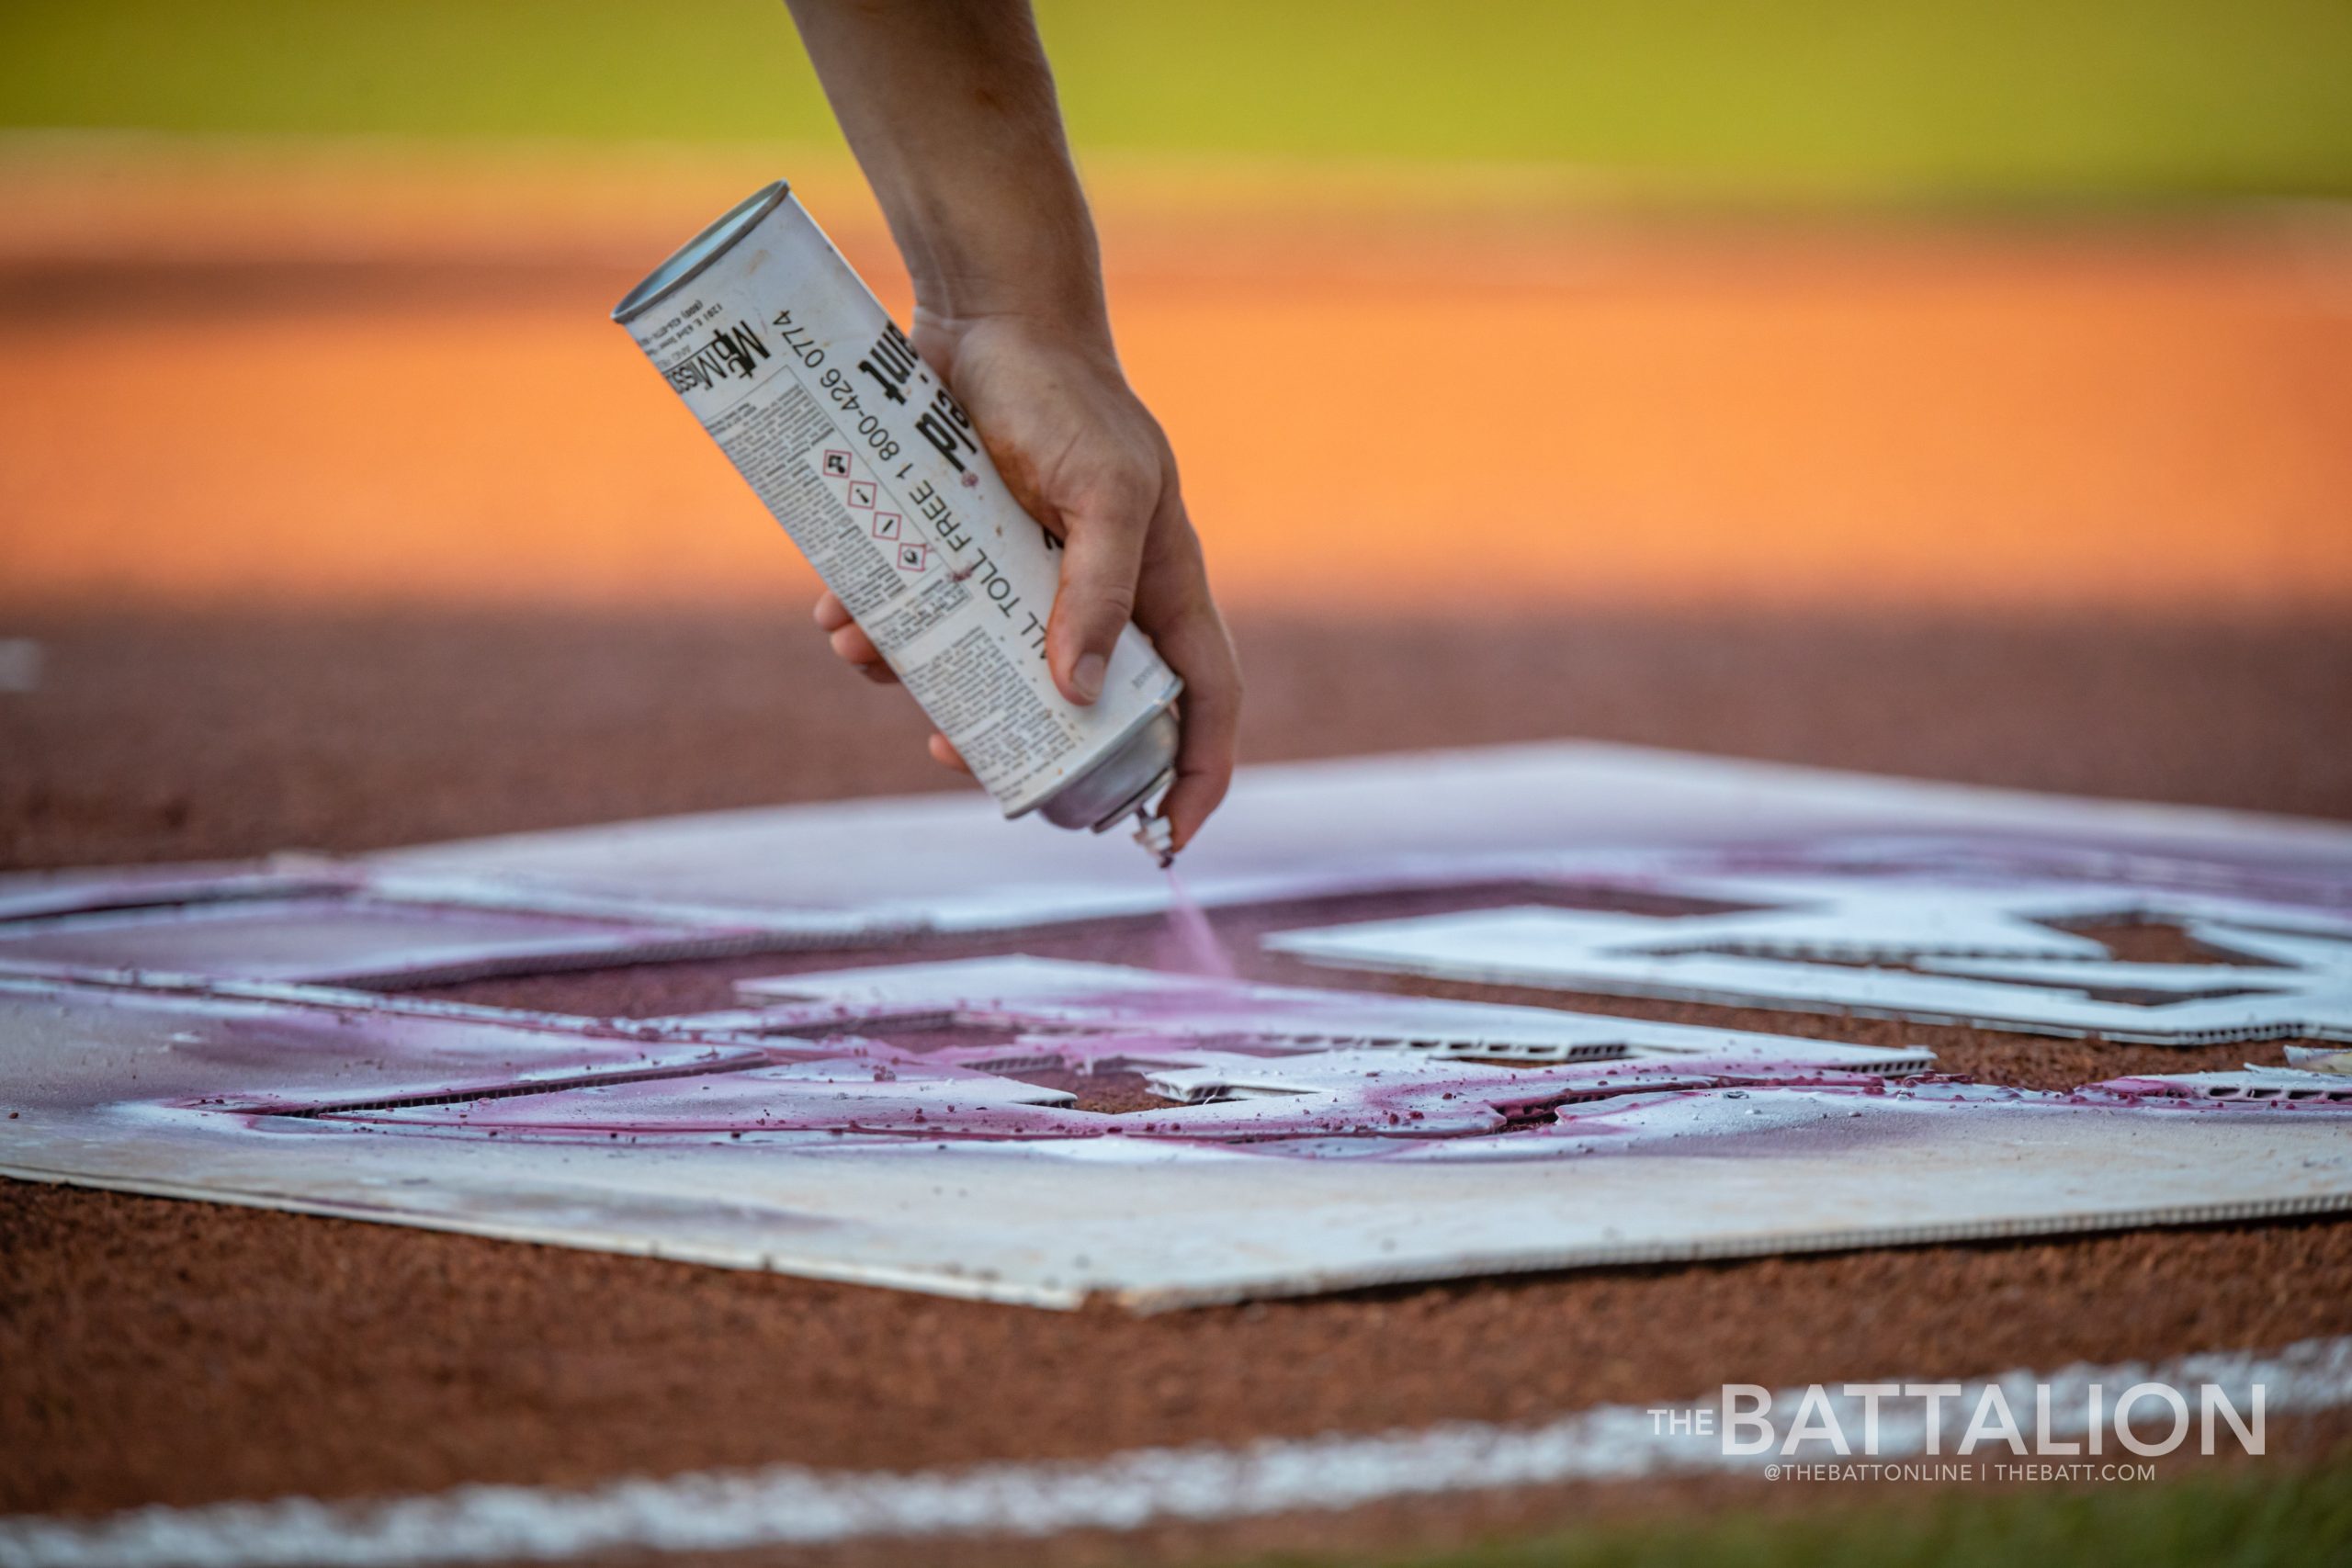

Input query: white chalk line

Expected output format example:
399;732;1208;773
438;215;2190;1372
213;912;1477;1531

4;1336;2347;1568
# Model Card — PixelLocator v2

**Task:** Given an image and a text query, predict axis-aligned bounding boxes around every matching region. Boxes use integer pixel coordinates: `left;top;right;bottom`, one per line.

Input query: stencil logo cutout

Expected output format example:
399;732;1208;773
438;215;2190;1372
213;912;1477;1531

1268;849;2352;1045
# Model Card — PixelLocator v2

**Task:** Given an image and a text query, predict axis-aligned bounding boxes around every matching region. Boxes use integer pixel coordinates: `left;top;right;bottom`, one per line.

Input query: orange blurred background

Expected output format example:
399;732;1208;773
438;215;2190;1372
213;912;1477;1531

6;141;2348;617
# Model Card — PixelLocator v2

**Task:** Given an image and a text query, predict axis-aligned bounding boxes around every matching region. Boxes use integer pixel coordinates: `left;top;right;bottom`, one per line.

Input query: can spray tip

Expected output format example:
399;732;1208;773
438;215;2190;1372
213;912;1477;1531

1132;807;1175;868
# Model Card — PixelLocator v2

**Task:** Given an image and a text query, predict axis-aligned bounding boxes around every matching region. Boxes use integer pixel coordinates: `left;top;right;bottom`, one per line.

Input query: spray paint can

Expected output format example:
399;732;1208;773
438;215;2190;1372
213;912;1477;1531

614;182;1182;859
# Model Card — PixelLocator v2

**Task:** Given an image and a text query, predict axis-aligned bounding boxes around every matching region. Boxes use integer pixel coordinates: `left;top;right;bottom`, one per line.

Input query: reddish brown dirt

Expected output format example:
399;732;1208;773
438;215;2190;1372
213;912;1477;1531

998;1066;1177;1115
3;607;2351;1540
5;1179;2347;1522
2067;919;2270;967
6;606;2351;869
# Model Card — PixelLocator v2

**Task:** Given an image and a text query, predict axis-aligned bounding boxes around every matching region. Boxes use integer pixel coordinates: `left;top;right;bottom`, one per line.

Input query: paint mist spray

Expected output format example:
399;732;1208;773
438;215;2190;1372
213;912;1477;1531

1159;868;1238;980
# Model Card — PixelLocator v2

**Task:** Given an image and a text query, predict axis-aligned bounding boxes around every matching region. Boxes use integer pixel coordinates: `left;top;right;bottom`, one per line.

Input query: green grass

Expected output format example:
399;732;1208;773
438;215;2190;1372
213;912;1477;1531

3;1;2351;199
1254;1457;2352;1568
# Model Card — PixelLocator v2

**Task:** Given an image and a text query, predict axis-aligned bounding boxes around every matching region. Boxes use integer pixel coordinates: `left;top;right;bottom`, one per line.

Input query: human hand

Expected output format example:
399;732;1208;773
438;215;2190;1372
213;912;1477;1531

812;312;1240;852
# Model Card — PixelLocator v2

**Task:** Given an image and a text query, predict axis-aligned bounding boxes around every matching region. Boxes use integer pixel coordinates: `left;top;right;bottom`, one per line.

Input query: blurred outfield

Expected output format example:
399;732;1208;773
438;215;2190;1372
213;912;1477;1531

2;2;2348;615
4;0;2351;200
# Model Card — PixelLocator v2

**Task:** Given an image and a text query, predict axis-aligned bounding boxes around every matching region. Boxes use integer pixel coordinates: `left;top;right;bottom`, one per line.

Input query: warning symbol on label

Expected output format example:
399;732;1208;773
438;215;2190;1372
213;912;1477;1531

895;542;932;573
820;450;852;479
846;479;877;509
871;511;903;542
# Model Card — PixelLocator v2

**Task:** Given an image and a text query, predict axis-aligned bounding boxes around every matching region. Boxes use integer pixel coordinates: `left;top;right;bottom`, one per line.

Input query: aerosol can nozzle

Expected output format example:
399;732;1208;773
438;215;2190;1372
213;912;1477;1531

1132;807;1175;869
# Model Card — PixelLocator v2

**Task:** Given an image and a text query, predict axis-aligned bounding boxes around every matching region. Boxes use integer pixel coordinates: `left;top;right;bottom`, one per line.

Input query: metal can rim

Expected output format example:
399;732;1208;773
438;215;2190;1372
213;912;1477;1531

1019;685;1183;830
611;180;793;325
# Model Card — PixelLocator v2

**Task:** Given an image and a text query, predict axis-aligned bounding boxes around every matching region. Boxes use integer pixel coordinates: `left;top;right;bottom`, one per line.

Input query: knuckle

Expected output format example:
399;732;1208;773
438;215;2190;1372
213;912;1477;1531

1144;515;1209;577
1085;580;1138;620
1071;457;1159;525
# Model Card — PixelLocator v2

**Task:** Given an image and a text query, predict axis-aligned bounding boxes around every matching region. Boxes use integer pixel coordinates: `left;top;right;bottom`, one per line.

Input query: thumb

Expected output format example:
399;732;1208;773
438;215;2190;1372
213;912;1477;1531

1044;469;1153;705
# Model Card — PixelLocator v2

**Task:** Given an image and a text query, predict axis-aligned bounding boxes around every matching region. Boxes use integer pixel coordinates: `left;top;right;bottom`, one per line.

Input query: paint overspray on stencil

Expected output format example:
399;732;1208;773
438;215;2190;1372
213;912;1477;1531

722;956;1935;1071
6;747;2352;1308
154;956;2347;1167
1267;854;2352;1044
13;966;2349;1310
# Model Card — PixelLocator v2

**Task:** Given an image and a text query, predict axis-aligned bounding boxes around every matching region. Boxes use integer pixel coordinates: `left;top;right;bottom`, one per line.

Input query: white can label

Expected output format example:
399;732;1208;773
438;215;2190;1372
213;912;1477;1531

620;193;1180;817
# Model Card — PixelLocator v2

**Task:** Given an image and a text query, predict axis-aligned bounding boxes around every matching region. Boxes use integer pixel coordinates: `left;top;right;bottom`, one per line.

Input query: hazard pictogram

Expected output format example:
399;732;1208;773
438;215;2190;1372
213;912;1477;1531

846;479;877;510
820;449;852;479
895;542;932;573
871;511;903;542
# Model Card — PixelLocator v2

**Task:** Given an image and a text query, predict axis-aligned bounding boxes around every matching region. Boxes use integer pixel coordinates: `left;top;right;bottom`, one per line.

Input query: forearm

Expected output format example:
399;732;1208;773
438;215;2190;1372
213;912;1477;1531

782;0;1109;340
786;0;1240;848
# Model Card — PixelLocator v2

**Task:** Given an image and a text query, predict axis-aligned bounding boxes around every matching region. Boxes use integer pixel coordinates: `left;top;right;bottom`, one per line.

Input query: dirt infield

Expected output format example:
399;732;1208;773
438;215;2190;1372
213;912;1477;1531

6;1176;2348;1522
6;159;2352;1551
5;603;2351;1539
6;604;2350;870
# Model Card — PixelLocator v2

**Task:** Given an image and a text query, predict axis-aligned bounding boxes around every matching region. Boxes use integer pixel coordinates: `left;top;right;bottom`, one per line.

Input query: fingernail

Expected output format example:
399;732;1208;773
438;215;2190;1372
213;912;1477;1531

1072;652;1106;704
